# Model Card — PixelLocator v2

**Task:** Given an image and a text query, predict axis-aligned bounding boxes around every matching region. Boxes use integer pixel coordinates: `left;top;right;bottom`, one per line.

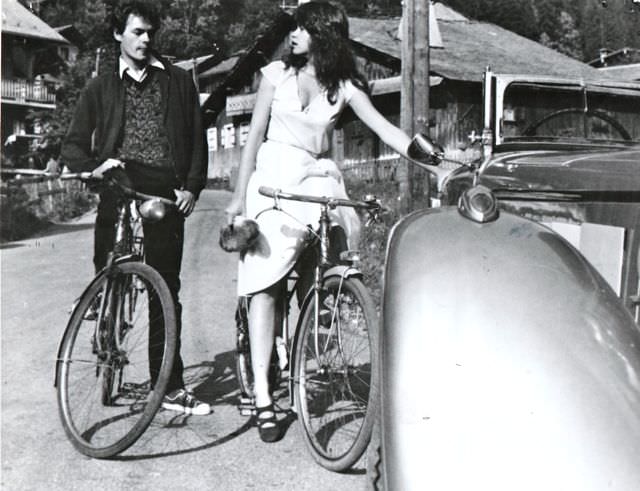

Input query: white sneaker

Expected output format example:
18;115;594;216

162;389;212;415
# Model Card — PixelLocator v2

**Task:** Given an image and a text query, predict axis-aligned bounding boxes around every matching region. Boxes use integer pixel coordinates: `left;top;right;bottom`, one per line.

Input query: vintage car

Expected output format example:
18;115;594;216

369;71;640;490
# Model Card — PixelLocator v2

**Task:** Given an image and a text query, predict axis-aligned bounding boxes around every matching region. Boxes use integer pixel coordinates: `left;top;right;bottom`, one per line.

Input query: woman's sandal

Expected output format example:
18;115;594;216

255;403;280;443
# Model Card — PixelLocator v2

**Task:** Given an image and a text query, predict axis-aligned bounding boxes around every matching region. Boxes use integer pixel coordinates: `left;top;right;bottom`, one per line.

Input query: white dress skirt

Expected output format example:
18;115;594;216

237;140;360;295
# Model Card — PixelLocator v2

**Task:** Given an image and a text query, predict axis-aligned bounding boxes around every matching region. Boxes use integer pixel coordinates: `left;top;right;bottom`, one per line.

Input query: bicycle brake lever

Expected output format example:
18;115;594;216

365;209;380;227
267;188;283;210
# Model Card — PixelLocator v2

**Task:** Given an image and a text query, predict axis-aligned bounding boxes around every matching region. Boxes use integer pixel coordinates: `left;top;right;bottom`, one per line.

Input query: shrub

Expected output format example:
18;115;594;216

346;177;431;311
0;178;97;242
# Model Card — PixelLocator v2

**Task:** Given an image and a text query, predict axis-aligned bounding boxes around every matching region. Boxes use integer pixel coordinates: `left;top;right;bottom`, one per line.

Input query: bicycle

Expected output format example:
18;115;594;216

235;185;382;471
54;171;178;459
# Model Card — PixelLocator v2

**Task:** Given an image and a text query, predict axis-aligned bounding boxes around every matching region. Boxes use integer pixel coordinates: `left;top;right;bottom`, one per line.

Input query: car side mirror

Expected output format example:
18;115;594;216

407;133;444;166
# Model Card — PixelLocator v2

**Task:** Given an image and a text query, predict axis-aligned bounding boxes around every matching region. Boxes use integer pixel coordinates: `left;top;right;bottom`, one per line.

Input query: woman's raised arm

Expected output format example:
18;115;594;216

348;88;412;158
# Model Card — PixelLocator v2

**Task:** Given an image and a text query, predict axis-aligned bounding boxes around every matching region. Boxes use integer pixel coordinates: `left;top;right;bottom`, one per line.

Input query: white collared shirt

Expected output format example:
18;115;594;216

118;55;164;83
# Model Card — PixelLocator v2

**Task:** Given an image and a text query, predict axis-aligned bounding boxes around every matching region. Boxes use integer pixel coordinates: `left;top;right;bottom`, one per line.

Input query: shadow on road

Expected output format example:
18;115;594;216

1;219;94;248
0;242;26;250
114;350;255;461
33;222;95;239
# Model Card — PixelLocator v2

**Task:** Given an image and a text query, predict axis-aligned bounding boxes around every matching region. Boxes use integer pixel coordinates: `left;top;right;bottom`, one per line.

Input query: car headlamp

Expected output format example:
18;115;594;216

458;185;499;223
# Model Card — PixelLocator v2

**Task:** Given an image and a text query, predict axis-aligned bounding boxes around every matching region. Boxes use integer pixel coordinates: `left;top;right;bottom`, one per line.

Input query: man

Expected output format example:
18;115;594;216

61;1;210;415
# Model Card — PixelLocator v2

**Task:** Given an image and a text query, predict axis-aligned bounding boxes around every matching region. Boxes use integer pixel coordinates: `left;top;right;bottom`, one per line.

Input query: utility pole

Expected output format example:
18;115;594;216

399;0;430;212
92;48;102;78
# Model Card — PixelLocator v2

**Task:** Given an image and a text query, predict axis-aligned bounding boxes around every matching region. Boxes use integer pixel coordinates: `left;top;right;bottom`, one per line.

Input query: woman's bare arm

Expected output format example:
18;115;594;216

225;77;276;219
348;88;412;157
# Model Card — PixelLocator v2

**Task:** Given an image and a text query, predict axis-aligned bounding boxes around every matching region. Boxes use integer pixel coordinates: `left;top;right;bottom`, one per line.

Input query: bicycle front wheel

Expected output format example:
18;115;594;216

293;275;379;471
56;261;176;458
235;296;254;398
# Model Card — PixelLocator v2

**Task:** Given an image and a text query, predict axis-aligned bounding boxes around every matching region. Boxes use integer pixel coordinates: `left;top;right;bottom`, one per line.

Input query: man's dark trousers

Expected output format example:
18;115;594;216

94;178;185;393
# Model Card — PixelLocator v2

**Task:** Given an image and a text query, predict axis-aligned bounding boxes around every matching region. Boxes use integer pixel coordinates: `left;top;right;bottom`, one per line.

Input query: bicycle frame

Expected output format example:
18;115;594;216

54;198;142;387
55;171;181;458
54;174;167;388
256;190;375;408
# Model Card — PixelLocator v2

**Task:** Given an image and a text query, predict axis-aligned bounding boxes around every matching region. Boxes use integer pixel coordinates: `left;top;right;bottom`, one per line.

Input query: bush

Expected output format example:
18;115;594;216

0;179;97;242
0;183;47;241
346;177;431;311
50;185;97;222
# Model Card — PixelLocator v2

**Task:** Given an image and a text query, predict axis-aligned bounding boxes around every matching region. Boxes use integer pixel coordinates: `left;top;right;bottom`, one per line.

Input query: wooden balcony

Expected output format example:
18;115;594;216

1;78;56;107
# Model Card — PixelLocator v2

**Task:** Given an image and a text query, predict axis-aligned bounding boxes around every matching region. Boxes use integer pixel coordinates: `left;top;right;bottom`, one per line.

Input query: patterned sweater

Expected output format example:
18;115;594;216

61;58;207;198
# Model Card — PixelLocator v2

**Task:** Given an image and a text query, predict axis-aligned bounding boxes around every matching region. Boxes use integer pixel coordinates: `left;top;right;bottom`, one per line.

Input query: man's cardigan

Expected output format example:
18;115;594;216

61;58;208;198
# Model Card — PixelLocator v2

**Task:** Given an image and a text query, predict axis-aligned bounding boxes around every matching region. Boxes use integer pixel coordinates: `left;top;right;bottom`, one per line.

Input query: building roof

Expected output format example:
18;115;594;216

199;54;243;79
174;54;216;71
598;63;640;81
55;24;84;47
587;47;640;67
350;2;611;83
2;0;69;43
202;2;613;124
201;10;295;124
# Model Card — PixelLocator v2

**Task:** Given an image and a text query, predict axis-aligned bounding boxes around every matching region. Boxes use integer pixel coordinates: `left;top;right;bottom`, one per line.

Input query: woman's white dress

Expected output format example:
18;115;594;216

237;60;360;296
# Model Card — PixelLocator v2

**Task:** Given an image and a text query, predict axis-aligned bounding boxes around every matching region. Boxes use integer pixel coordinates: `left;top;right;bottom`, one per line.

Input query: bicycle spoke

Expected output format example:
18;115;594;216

57;263;176;458
295;277;376;469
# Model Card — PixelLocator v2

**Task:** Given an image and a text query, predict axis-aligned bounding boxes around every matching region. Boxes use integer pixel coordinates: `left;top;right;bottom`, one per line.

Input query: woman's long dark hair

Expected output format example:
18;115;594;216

284;1;369;104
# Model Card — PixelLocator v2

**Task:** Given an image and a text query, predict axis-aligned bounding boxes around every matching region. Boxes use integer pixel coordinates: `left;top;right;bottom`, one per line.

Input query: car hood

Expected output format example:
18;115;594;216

480;147;640;192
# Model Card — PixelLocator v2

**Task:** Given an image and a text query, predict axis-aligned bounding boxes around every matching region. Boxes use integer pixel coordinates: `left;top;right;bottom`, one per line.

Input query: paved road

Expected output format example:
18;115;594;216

1;189;367;490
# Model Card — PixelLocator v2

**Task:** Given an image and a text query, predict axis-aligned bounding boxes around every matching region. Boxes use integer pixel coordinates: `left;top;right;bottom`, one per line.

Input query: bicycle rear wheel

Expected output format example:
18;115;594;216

235;296;284;402
56;261;176;458
293;275;379;471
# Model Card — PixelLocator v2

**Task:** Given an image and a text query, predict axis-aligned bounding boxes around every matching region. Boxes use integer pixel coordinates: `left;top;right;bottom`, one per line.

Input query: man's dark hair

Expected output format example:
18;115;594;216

110;1;160;35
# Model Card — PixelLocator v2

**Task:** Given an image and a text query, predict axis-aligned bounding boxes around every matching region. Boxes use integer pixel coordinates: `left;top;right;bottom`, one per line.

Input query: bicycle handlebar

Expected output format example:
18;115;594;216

258;186;382;211
59;171;176;206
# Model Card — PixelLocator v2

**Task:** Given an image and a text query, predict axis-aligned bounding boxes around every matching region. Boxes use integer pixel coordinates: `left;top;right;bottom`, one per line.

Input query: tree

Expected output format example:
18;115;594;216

156;0;222;58
441;0;639;63
536;0;562;43
215;0;281;54
442;0;539;40
40;0;111;50
539;10;583;60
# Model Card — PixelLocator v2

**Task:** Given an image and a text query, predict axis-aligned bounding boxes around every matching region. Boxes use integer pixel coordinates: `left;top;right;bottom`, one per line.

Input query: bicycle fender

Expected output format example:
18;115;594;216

53;257;138;387
322;265;362;280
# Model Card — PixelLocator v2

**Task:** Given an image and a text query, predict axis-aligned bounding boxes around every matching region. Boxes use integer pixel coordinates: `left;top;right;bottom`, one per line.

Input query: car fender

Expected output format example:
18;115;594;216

381;206;640;490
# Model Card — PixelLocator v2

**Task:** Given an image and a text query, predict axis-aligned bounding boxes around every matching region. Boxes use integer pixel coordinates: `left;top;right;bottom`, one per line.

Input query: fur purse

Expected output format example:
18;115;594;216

219;216;260;253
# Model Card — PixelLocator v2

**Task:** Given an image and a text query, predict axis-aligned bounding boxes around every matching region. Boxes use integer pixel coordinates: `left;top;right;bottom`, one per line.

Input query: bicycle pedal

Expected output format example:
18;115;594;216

239;406;255;417
237;395;255;416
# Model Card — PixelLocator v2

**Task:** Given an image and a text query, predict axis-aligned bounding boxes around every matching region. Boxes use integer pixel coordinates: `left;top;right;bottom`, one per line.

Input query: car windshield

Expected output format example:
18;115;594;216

501;81;640;145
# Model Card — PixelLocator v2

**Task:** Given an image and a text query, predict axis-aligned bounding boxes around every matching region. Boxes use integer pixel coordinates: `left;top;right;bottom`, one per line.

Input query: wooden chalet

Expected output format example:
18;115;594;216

200;2;614;184
2;0;75;167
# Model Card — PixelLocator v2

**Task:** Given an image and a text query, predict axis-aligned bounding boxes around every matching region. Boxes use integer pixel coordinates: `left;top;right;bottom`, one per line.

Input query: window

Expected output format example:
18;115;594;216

221;124;235;149
239;123;250;146
206;127;218;152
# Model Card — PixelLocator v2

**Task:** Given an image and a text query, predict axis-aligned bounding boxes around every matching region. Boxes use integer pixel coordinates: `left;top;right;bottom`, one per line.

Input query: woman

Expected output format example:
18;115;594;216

225;0;413;442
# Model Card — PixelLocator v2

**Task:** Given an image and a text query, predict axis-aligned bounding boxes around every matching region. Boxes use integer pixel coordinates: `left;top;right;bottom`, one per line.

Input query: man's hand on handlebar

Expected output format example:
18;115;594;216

174;189;195;216
91;158;125;179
